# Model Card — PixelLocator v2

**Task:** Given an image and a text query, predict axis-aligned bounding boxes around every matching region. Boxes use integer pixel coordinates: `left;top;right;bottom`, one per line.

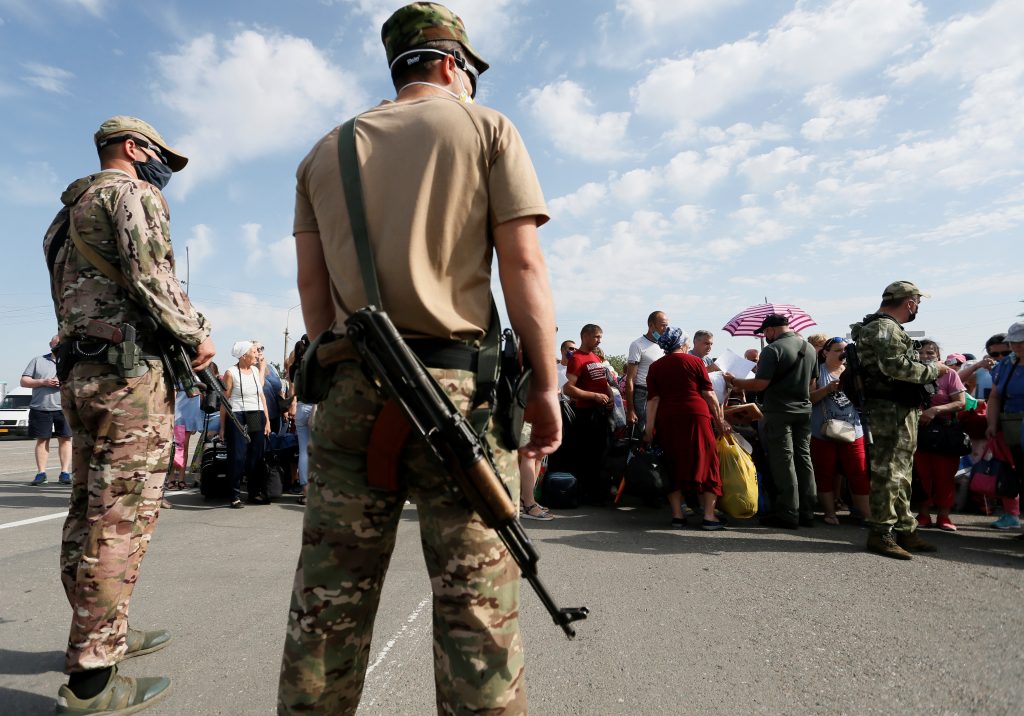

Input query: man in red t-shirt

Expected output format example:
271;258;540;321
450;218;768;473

563;324;614;503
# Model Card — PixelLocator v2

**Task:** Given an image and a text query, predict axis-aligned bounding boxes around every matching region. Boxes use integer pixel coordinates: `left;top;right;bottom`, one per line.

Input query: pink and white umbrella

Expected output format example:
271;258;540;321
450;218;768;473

722;303;817;337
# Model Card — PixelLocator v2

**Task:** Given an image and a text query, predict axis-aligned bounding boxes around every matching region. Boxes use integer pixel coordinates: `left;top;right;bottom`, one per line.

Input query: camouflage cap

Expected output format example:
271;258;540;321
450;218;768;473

882;280;930;301
94;116;188;172
381;2;489;75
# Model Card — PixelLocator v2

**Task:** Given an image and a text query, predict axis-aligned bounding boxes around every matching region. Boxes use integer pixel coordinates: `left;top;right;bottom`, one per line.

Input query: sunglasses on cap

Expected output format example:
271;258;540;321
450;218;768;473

97;134;168;165
824;336;845;349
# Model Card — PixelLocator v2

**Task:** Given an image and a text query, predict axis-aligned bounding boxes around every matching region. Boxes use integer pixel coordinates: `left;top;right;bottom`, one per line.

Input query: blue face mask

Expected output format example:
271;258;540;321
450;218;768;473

133;156;173;190
565;350;575;361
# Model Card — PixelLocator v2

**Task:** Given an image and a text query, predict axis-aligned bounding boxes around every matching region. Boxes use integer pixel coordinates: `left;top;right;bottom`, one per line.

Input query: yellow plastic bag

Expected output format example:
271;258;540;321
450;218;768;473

717;434;758;519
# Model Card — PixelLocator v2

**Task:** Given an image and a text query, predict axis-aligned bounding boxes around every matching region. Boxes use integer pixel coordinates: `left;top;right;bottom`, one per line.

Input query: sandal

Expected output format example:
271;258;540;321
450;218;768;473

521;503;553;521
823;515;840;525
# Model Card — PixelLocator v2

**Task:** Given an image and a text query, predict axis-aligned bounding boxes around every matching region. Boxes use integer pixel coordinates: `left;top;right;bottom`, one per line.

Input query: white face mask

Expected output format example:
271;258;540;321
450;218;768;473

398;72;474;104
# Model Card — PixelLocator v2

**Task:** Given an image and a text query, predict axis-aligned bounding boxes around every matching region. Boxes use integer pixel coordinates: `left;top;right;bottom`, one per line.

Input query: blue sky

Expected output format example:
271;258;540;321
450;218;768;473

2;0;1022;387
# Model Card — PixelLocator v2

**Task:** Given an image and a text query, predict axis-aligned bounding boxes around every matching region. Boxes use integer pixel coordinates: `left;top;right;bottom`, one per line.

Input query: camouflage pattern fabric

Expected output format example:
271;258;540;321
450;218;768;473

849;313;938;389
863;399;919;535
851;313;938;536
381;2;489;73
44;171;210;348
59;361;174;672
45;163;207;675
278;362;525;715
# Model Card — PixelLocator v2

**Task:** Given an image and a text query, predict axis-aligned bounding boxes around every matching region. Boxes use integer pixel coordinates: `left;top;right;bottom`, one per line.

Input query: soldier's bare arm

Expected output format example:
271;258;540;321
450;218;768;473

494;216;560;457
295;231;333;338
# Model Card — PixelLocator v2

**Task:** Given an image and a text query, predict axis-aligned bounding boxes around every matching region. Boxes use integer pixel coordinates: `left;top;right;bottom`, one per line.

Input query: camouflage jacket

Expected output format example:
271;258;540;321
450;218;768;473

849;313;938;388
43;171;209;347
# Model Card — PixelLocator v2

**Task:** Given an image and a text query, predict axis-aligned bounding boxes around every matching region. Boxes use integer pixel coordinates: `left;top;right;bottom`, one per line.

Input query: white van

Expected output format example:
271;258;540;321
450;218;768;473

0;387;33;438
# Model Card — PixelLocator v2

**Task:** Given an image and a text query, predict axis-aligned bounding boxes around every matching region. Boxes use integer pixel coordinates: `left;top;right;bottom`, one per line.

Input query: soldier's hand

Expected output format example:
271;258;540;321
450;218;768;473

192;337;216;371
520;389;562;458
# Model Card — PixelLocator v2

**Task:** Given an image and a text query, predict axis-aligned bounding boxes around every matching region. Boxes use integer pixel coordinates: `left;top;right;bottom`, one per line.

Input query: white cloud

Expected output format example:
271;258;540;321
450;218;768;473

613;0;743;29
268;235;297;279
910;204;1024;245
738;146;815;191
0;161;60;205
889;0;1024;84
21;62;73;94
155;30;366;197
240;223;264;268
181;224;215;277
849;60;1024;190
522;80;631;162
548;181;608;220
800;85;888;141
632;0;925;124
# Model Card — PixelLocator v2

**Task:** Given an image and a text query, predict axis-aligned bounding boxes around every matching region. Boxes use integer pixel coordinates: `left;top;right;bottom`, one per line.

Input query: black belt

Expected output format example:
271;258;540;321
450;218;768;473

406;338;478;372
68;339;161;362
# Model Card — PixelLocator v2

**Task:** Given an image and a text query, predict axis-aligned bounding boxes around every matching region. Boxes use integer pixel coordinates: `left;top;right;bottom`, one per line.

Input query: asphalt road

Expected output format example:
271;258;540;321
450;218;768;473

1;438;1023;715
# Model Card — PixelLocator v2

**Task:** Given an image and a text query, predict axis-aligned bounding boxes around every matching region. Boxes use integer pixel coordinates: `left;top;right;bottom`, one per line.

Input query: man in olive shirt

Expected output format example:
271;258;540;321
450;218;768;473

727;314;817;528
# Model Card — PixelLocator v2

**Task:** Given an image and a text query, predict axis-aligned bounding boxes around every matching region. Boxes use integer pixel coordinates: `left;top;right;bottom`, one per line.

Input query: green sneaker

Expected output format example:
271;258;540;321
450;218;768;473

55;666;170;715
123;628;172;660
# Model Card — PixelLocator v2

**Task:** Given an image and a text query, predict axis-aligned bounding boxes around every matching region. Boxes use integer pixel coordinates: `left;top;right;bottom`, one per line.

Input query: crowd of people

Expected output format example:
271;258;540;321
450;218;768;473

167;337;312;509
31;3;1023;712
529;294;1024;560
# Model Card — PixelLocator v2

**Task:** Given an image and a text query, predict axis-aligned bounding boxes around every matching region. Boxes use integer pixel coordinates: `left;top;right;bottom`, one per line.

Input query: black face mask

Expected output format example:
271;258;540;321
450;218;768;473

133;156;173;190
905;304;918;323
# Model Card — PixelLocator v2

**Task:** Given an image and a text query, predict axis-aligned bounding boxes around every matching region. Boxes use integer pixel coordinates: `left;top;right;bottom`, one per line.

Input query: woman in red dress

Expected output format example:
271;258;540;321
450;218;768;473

643;327;731;529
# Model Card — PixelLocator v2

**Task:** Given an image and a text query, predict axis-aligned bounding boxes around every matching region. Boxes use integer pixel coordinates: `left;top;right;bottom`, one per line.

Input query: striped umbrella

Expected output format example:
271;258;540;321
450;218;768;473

721;303;817;337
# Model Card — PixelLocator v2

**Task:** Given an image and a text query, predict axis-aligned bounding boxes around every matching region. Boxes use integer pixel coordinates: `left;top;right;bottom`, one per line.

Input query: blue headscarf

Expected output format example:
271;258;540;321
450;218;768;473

657;327;689;352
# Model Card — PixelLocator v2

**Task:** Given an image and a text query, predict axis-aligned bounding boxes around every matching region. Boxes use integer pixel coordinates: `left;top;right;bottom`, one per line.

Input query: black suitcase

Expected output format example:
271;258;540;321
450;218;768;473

199;437;231;500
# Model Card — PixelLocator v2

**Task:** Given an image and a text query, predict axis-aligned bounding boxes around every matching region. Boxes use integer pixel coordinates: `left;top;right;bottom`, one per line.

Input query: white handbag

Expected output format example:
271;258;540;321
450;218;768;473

822;418;857;443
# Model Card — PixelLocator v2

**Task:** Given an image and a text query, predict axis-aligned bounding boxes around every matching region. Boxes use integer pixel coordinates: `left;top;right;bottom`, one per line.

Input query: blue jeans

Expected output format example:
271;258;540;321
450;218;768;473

295;402;314;487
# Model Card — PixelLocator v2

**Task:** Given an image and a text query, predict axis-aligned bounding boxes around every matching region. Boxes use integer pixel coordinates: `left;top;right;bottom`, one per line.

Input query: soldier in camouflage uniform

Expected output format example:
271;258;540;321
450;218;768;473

278;3;561;714
850;281;951;560
44;116;215;714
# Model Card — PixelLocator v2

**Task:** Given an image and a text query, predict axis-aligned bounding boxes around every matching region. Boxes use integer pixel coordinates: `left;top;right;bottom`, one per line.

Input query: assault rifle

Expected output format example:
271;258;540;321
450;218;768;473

345;307;589;639
843;342;872;447
142;319;250;443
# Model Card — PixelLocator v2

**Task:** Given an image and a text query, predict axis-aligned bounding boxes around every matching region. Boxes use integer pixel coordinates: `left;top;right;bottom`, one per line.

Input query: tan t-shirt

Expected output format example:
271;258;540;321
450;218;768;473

294;96;549;341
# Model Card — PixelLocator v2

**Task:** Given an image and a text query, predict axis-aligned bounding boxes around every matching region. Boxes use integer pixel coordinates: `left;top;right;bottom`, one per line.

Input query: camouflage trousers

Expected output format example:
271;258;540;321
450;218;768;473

59;360;173;672
864;399;919;535
278;362;525;715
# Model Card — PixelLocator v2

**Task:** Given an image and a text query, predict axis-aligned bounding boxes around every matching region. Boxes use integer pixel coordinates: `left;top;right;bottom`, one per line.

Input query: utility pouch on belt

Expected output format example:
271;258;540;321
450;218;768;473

294;330;343;404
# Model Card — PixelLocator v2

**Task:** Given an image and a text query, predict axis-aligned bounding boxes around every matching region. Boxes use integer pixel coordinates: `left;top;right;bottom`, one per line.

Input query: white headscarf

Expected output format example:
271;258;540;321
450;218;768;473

231;340;253;359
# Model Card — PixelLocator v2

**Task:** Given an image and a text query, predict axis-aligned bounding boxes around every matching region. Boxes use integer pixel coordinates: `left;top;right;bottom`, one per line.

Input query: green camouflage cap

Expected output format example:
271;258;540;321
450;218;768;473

882;280;930;301
381;2;489;75
94;115;188;172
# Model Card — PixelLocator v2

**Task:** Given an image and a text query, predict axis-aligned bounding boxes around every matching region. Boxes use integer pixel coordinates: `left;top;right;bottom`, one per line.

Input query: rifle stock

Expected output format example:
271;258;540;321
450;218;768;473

345;307;588;639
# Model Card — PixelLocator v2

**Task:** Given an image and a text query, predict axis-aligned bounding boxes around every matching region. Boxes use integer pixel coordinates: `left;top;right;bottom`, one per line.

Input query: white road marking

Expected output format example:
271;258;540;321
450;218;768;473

0;511;68;530
363;595;432;707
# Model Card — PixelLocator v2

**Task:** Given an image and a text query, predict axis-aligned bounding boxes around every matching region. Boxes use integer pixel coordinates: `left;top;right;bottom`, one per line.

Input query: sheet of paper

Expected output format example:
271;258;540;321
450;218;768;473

715;348;756;379
710;371;729;406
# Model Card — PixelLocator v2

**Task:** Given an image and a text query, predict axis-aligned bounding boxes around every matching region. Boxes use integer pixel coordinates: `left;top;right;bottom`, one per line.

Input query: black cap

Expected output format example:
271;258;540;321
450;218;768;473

756;313;790;333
